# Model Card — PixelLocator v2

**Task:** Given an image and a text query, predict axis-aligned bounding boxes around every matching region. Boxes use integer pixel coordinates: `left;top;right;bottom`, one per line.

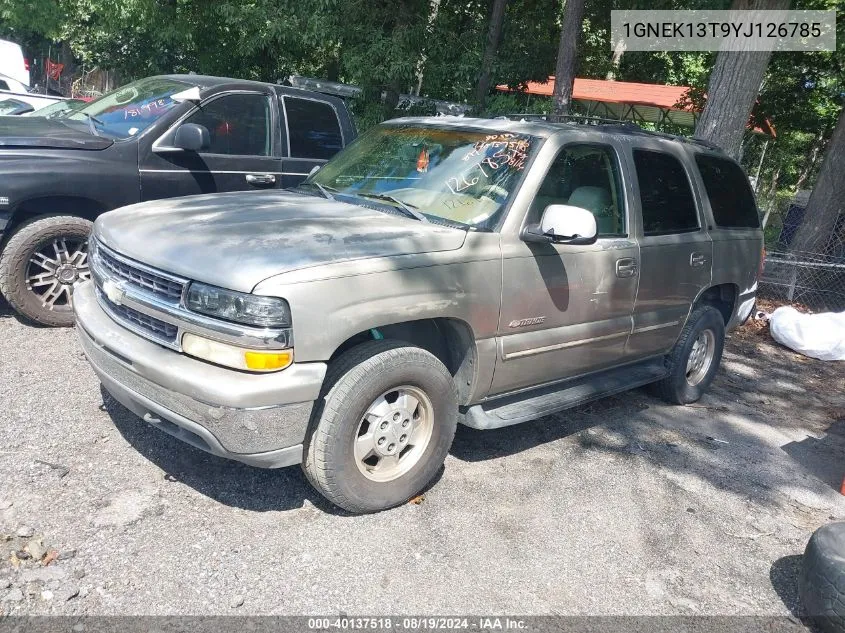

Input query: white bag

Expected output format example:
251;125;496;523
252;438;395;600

769;306;845;361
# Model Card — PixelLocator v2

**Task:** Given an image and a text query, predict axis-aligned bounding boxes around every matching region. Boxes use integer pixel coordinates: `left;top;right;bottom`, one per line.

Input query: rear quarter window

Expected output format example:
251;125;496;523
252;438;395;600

695;154;760;228
283;96;343;160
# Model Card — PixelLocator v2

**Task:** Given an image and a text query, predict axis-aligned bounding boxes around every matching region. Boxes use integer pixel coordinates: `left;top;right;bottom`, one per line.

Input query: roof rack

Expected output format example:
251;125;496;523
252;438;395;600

285;75;362;99
495;112;724;152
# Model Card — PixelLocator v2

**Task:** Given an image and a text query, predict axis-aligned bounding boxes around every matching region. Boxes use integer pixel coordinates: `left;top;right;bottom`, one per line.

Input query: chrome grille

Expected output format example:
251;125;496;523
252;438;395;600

97;246;184;301
97;289;178;344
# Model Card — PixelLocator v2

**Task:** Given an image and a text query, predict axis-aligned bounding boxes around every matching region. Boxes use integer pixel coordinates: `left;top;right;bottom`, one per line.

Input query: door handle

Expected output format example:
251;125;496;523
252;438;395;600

245;173;277;187
615;258;637;278
690;253;707;267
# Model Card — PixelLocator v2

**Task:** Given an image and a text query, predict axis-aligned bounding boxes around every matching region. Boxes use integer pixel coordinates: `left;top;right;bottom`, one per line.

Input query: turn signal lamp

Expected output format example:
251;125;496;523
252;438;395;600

182;333;292;372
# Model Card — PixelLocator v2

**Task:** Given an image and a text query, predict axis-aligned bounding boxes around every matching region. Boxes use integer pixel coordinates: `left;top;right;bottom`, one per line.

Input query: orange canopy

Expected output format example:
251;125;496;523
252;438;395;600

496;76;775;137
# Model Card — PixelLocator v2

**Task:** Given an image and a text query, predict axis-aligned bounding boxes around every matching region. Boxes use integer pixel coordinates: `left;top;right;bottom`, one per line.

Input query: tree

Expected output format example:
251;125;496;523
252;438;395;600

695;0;790;158
474;0;508;110
791;106;845;253
552;0;586;119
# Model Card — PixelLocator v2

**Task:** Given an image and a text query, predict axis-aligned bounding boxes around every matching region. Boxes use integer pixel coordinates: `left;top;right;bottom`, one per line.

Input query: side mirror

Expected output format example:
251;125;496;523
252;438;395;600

173;123;210;152
522;204;598;245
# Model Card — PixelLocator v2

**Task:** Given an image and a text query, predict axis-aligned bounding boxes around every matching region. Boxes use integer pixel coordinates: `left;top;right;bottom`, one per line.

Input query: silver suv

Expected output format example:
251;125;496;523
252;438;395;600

74;117;764;513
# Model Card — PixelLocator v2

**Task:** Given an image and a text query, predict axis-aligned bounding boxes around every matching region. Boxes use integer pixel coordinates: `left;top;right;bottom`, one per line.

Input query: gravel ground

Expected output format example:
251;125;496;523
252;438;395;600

1;295;844;617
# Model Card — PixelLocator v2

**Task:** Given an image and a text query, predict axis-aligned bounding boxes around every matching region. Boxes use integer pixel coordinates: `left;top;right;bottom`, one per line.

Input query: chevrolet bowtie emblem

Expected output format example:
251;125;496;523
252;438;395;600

102;279;125;306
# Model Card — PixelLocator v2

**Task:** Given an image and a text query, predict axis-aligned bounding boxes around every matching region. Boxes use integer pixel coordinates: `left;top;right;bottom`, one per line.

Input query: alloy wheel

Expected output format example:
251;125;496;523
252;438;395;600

686;329;715;386
353;386;434;483
25;238;90;310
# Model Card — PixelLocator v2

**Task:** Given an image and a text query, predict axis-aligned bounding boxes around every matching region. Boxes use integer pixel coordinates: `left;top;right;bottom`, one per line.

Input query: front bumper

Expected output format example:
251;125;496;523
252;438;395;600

73;281;327;468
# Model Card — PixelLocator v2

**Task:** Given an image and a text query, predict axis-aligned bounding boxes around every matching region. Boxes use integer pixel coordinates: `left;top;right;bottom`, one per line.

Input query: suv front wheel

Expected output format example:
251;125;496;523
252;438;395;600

655;305;725;405
303;340;458;513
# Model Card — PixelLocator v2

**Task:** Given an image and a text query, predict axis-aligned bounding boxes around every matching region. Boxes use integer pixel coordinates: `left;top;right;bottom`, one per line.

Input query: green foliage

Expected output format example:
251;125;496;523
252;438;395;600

0;0;841;199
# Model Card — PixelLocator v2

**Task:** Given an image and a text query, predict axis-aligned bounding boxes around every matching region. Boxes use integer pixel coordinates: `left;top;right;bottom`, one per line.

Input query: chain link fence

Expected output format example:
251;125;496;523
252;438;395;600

758;192;845;311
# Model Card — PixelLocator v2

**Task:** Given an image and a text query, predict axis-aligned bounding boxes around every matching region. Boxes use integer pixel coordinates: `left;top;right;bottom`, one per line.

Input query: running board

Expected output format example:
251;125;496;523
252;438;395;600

462;359;668;430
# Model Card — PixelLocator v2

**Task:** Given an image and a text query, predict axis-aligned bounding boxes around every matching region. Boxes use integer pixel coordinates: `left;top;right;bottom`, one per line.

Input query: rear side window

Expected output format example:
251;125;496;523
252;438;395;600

284;97;343;159
0;80;9;91
695;154;760;228
633;149;699;235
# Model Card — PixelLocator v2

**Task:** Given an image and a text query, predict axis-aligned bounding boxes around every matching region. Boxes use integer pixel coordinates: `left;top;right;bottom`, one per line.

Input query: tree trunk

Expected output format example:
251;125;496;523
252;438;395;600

605;39;625;81
794;128;826;191
552;0;587;119
414;0;442;96
695;0;789;159
791;107;845;254
474;0;508;111
383;0;413;119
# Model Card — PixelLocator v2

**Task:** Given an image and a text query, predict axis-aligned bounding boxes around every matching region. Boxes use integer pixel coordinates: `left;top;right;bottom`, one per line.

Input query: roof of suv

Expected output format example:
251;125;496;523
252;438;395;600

386;115;724;153
159;74;348;103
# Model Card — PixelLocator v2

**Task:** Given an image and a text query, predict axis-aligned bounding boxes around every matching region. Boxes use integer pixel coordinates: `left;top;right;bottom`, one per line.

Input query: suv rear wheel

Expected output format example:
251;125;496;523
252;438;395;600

303;340;458;513
0;215;93;327
654;305;725;405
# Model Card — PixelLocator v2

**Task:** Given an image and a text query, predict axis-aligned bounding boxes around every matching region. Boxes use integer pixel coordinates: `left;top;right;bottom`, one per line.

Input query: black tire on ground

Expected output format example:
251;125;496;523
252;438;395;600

800;522;845;633
654;304;725;405
302;340;458;514
0;215;93;327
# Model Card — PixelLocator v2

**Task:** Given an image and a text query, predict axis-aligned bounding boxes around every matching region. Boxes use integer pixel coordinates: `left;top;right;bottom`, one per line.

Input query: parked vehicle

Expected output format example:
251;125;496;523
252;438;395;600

0;98;34;116
0;39;30;87
74;117;764;513
0;74;356;325
0;73;65;111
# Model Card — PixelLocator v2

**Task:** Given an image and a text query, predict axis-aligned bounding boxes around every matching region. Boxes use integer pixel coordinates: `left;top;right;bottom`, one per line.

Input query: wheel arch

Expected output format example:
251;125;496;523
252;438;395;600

7;196;106;236
328;317;479;406
692;283;738;326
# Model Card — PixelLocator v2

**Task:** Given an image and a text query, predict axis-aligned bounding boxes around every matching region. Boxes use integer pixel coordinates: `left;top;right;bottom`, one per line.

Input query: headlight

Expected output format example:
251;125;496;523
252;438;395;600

186;282;291;328
182;333;293;372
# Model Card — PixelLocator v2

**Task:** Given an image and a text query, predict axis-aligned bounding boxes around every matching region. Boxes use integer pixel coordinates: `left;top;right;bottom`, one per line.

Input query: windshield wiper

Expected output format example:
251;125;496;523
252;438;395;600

81;112;104;137
297;181;337;200
358;193;429;223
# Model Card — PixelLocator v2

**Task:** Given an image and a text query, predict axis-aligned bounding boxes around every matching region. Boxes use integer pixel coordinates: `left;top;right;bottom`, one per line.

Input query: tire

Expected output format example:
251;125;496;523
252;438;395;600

0;215;93;327
654;305;725;405
303;340;458;514
800;522;845;633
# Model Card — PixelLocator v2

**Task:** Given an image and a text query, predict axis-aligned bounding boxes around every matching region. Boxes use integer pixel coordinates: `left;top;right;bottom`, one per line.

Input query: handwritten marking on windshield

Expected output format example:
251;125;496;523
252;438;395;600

463;134;531;172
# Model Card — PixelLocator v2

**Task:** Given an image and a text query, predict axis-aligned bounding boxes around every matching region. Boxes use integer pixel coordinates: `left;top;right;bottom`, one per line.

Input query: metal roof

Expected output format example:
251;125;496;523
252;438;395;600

497;76;775;137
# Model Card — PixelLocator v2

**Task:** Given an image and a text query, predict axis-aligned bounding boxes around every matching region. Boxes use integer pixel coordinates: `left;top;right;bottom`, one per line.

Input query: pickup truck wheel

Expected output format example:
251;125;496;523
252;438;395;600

0;215;93;327
303;340;458;513
654;305;725;405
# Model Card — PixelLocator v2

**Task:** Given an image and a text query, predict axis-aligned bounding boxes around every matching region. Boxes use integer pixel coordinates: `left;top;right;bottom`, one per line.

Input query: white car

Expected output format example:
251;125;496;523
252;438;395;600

0;38;29;87
0;73;64;111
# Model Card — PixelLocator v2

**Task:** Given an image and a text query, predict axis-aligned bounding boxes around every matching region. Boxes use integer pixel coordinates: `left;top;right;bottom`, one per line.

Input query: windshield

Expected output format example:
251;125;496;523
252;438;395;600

308;124;539;229
63;77;189;139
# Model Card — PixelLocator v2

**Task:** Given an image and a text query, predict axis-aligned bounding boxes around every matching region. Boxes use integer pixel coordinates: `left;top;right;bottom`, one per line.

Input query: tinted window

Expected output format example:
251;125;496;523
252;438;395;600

696;154;759;228
0;80;9;91
284;97;342;159
532;144;626;235
186;93;271;156
633;150;699;235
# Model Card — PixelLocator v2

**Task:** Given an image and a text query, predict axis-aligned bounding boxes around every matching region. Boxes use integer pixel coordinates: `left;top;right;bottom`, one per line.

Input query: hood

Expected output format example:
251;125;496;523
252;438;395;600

0;117;113;150
95;190;468;293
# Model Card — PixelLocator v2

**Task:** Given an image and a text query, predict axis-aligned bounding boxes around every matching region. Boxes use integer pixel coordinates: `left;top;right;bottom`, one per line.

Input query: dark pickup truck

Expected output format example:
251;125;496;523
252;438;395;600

0;74;356;325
